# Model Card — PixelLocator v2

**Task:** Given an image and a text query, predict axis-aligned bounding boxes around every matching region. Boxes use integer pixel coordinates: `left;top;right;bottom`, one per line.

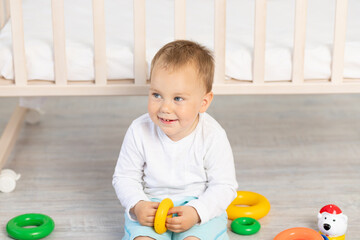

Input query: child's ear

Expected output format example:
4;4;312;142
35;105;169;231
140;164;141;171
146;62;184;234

199;91;214;113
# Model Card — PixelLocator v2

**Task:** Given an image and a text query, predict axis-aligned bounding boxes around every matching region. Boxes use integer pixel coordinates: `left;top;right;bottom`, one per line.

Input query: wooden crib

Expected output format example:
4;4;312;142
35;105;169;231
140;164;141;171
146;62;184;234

0;0;358;173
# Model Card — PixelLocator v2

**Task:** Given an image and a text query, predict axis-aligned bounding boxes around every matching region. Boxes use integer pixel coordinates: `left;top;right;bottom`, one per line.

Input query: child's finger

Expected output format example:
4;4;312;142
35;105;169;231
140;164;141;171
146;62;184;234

167;206;182;215
166;215;181;225
166;219;185;233
138;215;155;227
166;225;181;233
166;221;181;232
147;208;157;216
142;220;154;227
146;216;155;225
150;202;160;208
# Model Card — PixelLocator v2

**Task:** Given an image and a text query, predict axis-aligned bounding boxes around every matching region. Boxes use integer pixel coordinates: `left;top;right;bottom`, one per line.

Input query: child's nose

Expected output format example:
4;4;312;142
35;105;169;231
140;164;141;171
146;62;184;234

160;100;172;113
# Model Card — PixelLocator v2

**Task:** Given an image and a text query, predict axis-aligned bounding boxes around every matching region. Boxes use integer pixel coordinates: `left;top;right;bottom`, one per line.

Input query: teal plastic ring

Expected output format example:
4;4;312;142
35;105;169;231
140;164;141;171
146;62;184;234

6;213;55;240
231;217;261;235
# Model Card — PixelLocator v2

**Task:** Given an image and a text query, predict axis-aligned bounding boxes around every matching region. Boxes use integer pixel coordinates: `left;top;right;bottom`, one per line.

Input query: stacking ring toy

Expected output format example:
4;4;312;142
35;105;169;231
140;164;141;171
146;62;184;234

274;227;324;240
231;217;260;235
321;235;329;240
226;191;270;220
154;198;174;234
6;213;55;240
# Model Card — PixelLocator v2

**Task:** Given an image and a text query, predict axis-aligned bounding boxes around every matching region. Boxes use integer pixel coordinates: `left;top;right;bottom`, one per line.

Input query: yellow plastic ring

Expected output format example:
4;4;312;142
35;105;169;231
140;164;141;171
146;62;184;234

154;198;174;234
226;191;270;220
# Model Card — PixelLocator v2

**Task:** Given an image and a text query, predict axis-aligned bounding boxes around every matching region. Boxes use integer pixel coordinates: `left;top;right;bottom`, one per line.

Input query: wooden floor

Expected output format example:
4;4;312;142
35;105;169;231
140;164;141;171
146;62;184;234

0;95;359;240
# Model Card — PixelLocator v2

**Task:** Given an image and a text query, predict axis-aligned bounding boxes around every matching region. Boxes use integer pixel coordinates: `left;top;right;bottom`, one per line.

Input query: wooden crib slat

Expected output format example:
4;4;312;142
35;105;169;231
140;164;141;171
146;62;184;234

174;0;186;40
5;0;9;20
214;0;226;84
10;0;27;86
134;0;147;85
292;0;308;84
331;0;348;84
0;0;5;29
93;0;107;85
253;0;267;84
52;0;67;85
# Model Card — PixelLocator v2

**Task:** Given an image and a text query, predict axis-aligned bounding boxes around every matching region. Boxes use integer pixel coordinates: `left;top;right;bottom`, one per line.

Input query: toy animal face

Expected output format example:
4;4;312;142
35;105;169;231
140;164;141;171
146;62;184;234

318;212;348;237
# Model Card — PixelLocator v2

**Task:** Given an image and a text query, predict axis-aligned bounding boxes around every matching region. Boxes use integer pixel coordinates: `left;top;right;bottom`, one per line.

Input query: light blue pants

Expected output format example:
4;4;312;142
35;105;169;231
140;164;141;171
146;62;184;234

122;197;229;240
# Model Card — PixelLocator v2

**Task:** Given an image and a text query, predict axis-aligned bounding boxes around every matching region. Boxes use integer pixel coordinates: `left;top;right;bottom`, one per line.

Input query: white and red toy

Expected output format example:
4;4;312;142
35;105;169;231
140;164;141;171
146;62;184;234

318;204;347;240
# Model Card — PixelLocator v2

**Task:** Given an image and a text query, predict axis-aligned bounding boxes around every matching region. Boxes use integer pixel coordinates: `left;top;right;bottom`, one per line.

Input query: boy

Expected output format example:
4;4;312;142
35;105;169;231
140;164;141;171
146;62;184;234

113;40;238;240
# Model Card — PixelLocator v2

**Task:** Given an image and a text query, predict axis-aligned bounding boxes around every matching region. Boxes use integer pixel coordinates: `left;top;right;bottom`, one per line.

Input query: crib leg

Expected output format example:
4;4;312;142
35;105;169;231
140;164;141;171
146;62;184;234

0;105;28;171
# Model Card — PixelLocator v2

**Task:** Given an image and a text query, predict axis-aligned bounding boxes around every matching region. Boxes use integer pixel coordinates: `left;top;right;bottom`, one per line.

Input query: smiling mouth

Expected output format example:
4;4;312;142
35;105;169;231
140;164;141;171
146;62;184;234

159;117;177;124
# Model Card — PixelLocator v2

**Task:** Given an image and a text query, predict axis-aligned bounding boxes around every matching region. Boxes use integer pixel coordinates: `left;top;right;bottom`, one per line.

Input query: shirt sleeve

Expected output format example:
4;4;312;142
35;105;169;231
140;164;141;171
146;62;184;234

112;124;149;221
186;129;238;224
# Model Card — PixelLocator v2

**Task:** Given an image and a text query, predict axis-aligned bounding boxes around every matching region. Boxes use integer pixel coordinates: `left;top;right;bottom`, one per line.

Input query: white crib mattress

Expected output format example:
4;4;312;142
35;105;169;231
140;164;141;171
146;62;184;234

0;0;359;81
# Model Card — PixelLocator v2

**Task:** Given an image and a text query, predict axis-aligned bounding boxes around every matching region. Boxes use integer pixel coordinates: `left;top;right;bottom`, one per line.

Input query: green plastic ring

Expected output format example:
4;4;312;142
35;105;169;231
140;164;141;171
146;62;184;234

231;217;261;235
6;213;55;240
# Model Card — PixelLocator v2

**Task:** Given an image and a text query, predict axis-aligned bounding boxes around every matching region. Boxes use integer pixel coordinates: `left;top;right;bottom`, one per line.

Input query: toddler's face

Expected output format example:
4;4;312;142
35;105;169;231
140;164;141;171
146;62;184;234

148;64;212;141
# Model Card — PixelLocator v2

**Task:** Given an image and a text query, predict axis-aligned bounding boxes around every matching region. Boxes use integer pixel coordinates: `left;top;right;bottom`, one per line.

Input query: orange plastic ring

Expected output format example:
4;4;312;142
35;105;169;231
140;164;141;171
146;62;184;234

274;227;324;240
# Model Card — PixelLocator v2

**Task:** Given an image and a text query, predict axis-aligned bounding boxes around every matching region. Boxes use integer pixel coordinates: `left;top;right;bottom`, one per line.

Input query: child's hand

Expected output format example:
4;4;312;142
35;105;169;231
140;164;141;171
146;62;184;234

165;206;200;233
132;200;160;227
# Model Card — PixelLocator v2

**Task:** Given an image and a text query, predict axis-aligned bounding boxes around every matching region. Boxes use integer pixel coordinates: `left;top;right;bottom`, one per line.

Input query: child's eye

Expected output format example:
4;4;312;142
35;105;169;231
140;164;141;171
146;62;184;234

174;97;184;101
152;93;161;99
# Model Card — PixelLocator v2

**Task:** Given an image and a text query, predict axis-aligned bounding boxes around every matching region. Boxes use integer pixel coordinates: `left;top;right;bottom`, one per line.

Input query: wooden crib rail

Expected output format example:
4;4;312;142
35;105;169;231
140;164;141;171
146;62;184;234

0;0;9;30
0;0;5;29
9;0;27;86
214;0;226;85
134;0;147;85
292;0;307;84
92;0;107;85
174;0;186;40
0;1;4;29
253;0;266;84
332;0;348;84
51;0;67;85
0;0;359;96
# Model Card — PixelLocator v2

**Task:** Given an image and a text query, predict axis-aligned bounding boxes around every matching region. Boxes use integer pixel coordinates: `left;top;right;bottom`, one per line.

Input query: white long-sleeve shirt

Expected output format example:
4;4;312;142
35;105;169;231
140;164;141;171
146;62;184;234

112;112;238;224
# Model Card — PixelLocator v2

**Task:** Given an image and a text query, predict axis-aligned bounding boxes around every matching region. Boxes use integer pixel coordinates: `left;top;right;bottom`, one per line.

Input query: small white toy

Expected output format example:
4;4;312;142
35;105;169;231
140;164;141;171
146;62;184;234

19;97;45;124
318;204;347;240
0;169;21;193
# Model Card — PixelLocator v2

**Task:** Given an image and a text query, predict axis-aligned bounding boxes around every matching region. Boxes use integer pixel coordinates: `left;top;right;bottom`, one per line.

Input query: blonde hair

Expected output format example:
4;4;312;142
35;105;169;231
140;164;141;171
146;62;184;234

150;40;214;93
